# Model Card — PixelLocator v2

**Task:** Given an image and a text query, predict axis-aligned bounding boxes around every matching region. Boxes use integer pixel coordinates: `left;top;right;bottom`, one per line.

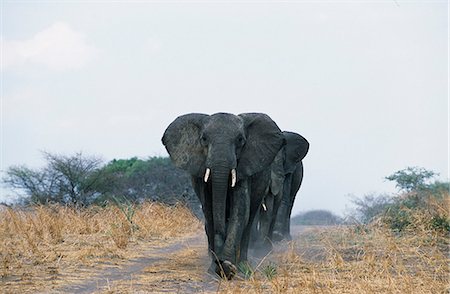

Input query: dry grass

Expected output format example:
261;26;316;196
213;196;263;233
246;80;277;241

97;220;449;294
217;193;450;294
1;195;448;293
0;202;202;293
215;225;449;293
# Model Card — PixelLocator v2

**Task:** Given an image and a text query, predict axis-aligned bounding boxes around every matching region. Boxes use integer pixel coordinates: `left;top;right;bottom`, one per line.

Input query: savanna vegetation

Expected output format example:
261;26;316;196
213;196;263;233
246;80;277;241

215;167;449;293
350;166;449;233
1;155;449;293
3;152;201;216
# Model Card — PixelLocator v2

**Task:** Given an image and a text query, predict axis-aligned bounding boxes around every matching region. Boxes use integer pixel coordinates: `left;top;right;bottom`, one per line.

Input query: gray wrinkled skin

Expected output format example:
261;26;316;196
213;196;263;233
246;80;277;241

162;112;284;279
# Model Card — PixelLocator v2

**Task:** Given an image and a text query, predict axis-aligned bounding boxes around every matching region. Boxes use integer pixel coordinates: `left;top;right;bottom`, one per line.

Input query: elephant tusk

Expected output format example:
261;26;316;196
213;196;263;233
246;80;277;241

231;169;236;187
204;168;211;183
262;203;267;211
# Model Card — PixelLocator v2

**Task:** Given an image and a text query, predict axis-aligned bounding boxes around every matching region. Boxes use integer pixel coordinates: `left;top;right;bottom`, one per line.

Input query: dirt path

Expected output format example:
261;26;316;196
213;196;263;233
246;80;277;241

57;233;218;293
53;225;319;293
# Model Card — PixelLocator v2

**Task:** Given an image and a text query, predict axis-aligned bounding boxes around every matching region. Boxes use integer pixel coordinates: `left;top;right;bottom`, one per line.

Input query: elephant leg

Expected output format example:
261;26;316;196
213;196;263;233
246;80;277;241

239;198;262;264
249;205;261;248
285;163;303;240
240;170;272;262
249;195;270;249
273;174;293;241
215;181;250;279
268;189;283;240
259;194;273;240
192;177;214;254
256;193;274;253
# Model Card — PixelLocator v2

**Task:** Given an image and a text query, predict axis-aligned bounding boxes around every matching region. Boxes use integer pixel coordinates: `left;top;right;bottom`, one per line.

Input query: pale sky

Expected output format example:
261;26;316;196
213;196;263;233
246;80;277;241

1;1;448;215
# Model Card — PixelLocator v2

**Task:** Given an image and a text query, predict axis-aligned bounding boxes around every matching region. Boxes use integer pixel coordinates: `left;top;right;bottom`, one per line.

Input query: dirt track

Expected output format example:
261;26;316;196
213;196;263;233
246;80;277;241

57;233;217;293
55;226;314;293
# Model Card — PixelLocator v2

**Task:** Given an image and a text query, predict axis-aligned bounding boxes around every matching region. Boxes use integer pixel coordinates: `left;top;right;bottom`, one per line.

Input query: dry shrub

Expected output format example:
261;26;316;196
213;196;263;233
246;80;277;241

382;190;450;235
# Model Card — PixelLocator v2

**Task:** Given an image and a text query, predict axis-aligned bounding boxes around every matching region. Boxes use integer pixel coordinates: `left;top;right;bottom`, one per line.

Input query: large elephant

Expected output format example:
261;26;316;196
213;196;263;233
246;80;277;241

251;131;309;252
162;112;284;279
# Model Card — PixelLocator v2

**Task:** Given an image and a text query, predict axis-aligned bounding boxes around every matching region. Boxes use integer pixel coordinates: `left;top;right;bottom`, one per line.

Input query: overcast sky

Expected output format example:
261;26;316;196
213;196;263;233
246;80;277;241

1;1;448;215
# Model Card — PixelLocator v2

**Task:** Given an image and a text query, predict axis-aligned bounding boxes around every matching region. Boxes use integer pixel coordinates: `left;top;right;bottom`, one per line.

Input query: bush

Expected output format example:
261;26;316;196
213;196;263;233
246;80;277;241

350;167;449;235
93;157;201;217
381;167;449;233
382;189;450;234
349;193;393;224
2;153;201;217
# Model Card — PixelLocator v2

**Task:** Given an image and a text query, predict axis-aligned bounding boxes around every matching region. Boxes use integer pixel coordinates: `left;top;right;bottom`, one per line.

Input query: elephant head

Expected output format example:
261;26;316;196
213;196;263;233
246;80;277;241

162;112;284;277
283;131;309;173
270;131;310;198
251;130;309;250
273;131;309;241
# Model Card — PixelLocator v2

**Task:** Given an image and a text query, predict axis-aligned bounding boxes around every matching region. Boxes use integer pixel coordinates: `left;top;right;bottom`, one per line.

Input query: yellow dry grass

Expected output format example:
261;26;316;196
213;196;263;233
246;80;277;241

216;193;450;294
0;202;202;293
1;194;448;293
216;225;448;293
96;220;449;294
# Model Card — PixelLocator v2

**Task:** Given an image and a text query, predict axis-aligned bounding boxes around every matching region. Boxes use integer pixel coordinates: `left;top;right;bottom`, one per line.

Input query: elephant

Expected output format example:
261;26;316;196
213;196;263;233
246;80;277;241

162;112;284;279
250;131;309;252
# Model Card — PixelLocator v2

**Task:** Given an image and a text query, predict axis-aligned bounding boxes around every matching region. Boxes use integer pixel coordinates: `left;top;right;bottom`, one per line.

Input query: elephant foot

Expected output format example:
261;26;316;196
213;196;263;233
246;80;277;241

210;260;237;280
272;230;284;242
273;231;292;242
252;241;273;257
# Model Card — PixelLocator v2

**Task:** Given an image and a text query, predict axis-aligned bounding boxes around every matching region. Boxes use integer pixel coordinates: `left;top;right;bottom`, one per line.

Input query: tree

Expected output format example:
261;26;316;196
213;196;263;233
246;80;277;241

4;165;60;203
385;167;437;193
349;167;449;233
3;152;103;206
93;157;201;216
349;193;393;224
3;153;201;215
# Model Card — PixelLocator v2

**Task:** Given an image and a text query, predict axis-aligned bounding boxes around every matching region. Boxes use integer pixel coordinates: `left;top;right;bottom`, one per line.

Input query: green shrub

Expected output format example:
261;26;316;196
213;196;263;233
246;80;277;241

381;191;449;234
352;167;449;235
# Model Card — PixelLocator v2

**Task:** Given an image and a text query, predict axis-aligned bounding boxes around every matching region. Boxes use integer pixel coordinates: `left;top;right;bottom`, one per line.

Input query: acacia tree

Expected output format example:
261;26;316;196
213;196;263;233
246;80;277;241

3;152;103;206
3;153;200;214
349;193;393;224
385;167;437;193
4;165;60;203
349;167;448;228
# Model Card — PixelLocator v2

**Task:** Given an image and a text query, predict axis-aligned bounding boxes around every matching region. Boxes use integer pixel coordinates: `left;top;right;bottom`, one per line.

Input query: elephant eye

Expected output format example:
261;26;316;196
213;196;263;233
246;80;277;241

200;134;208;145
236;135;245;146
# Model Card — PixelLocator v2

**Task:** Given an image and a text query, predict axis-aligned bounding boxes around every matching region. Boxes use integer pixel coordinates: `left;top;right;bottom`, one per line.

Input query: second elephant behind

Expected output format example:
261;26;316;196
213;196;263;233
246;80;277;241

251;131;309;252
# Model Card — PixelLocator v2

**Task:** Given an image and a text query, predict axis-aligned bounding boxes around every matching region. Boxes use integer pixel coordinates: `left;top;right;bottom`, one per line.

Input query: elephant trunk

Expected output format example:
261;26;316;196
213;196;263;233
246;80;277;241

210;164;231;257
273;174;292;241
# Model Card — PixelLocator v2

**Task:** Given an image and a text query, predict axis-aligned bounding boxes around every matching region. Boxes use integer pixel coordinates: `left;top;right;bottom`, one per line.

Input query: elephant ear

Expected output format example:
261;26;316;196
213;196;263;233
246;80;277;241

283;131;309;174
237;113;285;177
162;113;208;177
270;149;285;196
